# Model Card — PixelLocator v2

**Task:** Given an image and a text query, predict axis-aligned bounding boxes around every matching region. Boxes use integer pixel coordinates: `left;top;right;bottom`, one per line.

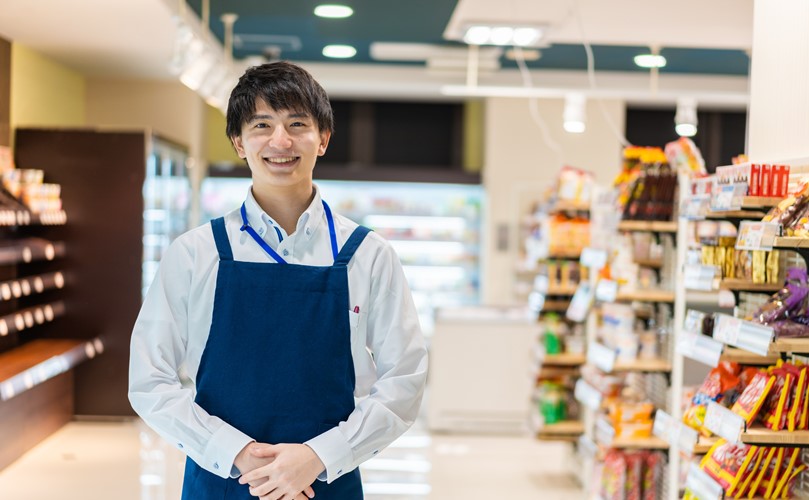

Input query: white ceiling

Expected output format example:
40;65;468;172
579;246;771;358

0;0;754;106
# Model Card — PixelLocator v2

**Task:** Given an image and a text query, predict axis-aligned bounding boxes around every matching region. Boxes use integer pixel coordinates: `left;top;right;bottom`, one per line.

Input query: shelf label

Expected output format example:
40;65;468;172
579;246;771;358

594;417;616;447
685;462;724;500
711;182;748;212
580;247;607;270
684;265;718;291
574;379;602;411
677;332;724;368
712;313;774;356
683;309;706;335
736;221;780;251
718;290;737;308
533;275;549;294
595;279;618;302
653;410;699;455
587;341;617;373
704;401;745;443
678;424;699;456
681;194;711;220
528;291;545;313
565;283;593;323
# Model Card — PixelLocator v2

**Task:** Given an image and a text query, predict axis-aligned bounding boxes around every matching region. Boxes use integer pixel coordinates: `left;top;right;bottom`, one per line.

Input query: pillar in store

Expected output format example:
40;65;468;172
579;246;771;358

0;37;9;147
747;0;809;160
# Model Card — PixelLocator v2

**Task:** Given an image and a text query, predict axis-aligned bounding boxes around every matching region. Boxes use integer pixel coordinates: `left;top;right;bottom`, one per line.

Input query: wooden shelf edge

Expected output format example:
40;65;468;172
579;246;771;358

634;259;664;268
612;358;672;373
618;220;677;233
616;290;675;303
610;436;669;450
0;337;104;401
550;201;590;213
770;337;809;354
706;210;766;220
719;279;782;292
538;420;584;435
693;436;720;455
720;347;780;365
740;426;809;445
741;196;784;209
542;353;586;367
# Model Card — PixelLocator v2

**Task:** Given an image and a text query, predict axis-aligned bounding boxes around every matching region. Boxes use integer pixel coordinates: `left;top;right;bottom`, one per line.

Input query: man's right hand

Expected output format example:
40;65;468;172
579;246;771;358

234;442;315;499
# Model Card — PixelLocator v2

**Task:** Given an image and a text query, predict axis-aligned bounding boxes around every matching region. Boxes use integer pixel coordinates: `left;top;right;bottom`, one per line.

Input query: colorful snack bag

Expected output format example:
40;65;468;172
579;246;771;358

684;363;741;434
747;447;776;499
625;452;643;500
779;464;807;498
642;452;663;500
759;447;785;498
786;364;805;431
731;371;776;424
772;448;801;498
763;368;794;430
751;268;809;325
700;439;757;493
732;447;764;498
600;450;626;500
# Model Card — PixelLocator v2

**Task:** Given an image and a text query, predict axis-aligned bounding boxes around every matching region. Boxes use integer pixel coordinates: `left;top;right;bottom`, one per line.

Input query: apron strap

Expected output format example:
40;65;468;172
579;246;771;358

210;217;234;261
334;226;371;267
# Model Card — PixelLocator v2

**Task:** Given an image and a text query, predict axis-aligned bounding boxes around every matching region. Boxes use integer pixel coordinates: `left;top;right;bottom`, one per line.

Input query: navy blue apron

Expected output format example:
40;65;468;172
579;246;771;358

181;200;369;500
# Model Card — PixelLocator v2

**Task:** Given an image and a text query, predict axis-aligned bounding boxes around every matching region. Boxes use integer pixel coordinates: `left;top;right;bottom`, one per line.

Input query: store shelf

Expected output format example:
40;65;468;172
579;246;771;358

0;239;65;266
542;352;586;367
693;436;720;455
769;337;809;354
550;200;590;213
705;209;766;220
0;338;103;401
740;426;809;446
0;210;67;226
773;237;809;250
548;249;584;260
718;279;782;293
0;272;66;302
611;435;670;450
537;366;580;380
612;358;672;373
720;347;780;365
634;258;664;269
547;284;579;296
739;196;784;209
537;420;584;441
616;289;675;303
617;220;678;233
0;301;65;336
542;300;571;312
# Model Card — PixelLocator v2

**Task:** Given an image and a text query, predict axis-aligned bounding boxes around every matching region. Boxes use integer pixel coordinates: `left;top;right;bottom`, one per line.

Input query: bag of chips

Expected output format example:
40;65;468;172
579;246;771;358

700;439;757;493
762;367;794;431
731;371;776;424
748;447;777;498
684;363;741;435
772;448;801;498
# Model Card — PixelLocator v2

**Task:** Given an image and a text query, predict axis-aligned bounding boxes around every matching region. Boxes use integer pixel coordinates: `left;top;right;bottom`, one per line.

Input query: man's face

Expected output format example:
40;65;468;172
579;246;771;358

231;100;330;190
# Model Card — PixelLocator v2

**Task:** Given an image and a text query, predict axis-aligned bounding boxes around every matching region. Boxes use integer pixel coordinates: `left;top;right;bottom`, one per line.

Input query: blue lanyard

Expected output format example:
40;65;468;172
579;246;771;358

239;200;338;264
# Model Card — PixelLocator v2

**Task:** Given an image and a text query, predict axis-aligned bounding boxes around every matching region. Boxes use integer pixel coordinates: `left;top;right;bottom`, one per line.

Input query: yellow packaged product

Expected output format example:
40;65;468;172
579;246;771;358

767;250;781;285
762;447;785;498
779;464;807;498
700;439;757;494
747;447;776;498
772;448;801;498
732;447;764;498
701;245;715;267
752;250;767;284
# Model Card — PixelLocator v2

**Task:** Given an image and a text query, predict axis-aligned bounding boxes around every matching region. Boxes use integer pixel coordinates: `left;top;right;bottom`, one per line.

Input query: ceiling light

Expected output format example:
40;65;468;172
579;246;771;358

634;54;667;69
462;25;544;47
314;4;353;19
563;93;587;134
323;44;357;58
675;98;698;137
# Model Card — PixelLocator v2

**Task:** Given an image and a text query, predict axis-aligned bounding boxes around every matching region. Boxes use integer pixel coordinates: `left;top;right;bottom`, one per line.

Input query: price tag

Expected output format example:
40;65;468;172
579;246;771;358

565;283;593;323
685;462;724;500
683;309;707;335
712;313;774;356
678;424;699;455
594;417;616;447
677;332;724;368
528;291;545;313
595;279;618;302
587;341;617;373
736;221;780;251
681;194;711;220
684;265;718;291
704;401;745;443
718;290;737;308
533;275;549;294
574;379;602;410
711;182;748;212
653;409;676;443
580;247;608;270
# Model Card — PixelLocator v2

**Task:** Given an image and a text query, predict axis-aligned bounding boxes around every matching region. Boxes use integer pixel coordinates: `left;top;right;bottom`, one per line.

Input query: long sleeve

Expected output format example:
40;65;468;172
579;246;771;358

128;236;253;479
305;241;429;483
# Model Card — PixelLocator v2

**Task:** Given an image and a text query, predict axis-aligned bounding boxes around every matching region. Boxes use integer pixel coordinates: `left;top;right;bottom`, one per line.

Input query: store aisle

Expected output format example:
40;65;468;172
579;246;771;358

0;419;582;499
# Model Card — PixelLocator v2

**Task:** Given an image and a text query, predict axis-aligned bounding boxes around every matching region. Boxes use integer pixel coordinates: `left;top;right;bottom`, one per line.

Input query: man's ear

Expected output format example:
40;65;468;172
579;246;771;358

317;131;332;156
231;135;247;159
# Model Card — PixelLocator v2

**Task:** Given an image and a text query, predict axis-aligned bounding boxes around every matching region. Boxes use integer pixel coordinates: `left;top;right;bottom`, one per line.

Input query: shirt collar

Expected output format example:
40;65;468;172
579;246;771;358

243;184;325;241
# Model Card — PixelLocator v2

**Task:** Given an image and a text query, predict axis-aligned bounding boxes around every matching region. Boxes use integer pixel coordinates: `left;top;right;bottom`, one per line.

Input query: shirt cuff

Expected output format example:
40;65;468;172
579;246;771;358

305;426;354;484
202;423;255;479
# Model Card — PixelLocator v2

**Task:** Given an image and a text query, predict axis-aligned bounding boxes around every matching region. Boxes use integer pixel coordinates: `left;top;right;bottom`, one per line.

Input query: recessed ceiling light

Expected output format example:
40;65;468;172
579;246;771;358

634;54;667;68
490;27;514;46
323;44;357;58
513;28;540;46
314;4;353;19
463;26;491;45
462;25;544;47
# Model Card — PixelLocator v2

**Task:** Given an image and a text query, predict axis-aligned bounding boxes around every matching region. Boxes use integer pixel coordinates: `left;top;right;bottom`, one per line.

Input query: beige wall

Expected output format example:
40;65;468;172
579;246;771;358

10;44;85;133
85;78;206;222
206;104;241;165
481;96;625;304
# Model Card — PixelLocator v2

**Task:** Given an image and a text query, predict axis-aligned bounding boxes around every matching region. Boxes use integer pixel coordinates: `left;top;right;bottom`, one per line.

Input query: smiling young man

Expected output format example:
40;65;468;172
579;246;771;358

129;62;428;500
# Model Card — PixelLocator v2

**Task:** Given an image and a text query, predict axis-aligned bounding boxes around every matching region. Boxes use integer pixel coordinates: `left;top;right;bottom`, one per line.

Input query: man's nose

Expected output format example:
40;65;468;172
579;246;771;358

269;127;293;149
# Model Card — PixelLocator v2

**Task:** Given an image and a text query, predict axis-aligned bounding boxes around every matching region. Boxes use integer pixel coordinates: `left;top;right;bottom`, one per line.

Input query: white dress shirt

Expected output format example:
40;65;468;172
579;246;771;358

129;184;428;484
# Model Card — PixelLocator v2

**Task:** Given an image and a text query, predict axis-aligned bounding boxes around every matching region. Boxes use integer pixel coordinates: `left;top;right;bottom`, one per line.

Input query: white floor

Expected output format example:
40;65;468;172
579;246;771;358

0;419;584;499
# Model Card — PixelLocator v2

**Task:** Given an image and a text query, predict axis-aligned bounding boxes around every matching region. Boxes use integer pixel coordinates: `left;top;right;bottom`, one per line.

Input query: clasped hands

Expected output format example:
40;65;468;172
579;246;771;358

235;442;325;500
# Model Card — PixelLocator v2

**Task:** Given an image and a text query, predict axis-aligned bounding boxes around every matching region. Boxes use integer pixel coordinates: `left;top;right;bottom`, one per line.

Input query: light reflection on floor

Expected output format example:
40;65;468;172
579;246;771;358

0;419;583;499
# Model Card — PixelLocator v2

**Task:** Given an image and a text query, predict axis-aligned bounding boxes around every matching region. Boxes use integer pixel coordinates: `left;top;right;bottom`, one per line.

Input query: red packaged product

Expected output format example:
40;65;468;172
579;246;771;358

761;164;772;197
643;452;663;500
700;439;757;491
626;452;643;500
750;164;761;196
762;368;793;430
730;371;775;424
600;450;626;500
781;165;791;197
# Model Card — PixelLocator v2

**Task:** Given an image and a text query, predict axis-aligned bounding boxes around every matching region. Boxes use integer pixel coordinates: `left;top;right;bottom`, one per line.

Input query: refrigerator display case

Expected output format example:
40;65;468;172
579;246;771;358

142;137;192;298
199;178;483;335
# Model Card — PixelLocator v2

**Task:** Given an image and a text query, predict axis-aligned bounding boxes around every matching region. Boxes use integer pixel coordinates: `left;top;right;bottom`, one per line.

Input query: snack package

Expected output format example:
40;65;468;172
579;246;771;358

748;447;777;498
771;448;801;498
642;452;664;500
778;464;807;498
751;268;809;325
762;367;794;431
767;250;781;284
732;447;764;498
626;452;643;500
731;371;776;424
788;365;807;431
760;447;785;498
700;439;757;492
684;363;741;435
600;450;627;500
752;250;767;284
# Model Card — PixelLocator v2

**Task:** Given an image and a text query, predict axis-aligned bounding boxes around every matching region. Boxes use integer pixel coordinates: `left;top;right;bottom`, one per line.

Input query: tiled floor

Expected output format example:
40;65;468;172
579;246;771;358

0;419;584;499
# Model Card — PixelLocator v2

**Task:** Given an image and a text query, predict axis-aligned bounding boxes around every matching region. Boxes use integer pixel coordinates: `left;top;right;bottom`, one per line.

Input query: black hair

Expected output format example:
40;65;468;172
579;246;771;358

226;61;334;139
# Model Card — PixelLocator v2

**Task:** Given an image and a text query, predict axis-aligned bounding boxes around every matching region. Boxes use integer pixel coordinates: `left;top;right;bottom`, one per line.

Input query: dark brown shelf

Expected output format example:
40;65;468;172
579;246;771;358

0;271;66;302
0;239;65;266
0;301;65;337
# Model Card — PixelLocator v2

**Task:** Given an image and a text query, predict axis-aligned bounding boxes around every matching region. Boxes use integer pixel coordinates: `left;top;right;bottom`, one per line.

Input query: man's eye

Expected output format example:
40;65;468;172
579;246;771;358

255;123;269;129
291;122;307;127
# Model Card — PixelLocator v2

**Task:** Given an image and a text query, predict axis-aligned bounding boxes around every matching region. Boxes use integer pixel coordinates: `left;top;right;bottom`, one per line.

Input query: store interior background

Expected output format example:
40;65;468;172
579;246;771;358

3;0;806;498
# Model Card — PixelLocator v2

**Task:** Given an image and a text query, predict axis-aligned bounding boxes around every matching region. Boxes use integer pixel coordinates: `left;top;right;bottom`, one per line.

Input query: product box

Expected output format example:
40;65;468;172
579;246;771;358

750;164;761;196
780;165;791;197
761;164;772;197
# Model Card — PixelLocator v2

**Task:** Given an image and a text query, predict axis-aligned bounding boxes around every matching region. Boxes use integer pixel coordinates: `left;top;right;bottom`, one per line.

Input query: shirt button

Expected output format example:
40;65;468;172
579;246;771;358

373;450;379;455
177;443;184;449
213;462;220;470
305;227;312;236
258;227;265;236
283;249;289;256
337;469;343;476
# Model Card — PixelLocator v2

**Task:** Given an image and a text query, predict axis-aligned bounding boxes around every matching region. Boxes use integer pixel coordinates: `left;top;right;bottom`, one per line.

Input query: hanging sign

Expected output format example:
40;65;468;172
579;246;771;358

713;313;774;356
704;401;745;443
587;341;617;373
736;221;780;251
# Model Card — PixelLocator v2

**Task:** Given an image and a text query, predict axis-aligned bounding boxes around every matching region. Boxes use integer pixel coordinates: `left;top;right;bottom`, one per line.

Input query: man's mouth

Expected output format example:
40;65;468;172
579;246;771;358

264;156;299;166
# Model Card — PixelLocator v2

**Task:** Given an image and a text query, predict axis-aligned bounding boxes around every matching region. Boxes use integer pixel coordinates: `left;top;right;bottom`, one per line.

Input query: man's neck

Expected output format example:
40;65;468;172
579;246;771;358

252;183;315;236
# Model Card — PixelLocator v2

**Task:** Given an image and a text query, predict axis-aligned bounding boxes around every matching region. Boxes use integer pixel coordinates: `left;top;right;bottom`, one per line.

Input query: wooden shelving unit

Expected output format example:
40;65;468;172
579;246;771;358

551;200;590;213
720;347;780;365
718;279;782;293
548;249;584;260
537;420;584;442
693;436;720;455
546;284;579;296
634;258;664;269
616;289;676;303
611;435;670;450
741;426;809;446
706;209;766;220
542;300;571;312
769;337;809;354
542;352;586;367
612;358;672;373
739;196;784;209
617;220;678;233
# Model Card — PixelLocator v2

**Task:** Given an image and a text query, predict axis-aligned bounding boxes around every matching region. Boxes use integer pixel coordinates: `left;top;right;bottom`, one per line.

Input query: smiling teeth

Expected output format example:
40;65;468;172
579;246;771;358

267;157;296;163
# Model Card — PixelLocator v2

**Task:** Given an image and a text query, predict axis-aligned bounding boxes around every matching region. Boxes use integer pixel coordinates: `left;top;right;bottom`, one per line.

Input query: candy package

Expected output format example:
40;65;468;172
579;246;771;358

700;439;757;492
626;452;643;500
751;268;809;325
787;366;807;431
684;363;741;435
642;452;663;500
600;450;626;500
731;371;775;424
772;448;801;498
748;447;777;497
762;367;794;431
731;447;763;498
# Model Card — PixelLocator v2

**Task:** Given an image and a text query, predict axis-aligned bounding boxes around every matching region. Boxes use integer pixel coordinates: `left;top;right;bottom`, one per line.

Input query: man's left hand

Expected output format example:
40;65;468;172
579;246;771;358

238;443;325;500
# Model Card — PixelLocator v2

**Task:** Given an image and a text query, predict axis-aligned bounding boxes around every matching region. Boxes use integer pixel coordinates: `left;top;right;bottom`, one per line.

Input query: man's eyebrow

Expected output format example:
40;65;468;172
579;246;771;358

248;114;273;122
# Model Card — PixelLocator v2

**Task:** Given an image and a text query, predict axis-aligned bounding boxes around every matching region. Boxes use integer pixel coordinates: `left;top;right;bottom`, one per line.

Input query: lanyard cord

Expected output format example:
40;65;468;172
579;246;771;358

239;201;339;263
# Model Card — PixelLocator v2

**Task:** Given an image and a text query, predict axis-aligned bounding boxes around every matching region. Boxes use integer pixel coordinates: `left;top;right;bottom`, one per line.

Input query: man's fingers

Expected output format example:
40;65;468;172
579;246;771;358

251;444;278;458
303;486;315;498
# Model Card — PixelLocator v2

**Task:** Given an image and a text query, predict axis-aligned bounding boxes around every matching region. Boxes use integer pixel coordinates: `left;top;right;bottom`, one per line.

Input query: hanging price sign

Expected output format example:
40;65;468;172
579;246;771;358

595;279;618;302
684;265;718;291
685;462;724;500
736;221;780;251
565;283;593;323
676;332;724;368
653;410;700;455
580;247;608;270
574;379;602;410
681;194;711;220
533;275;549;294
704;401;745;443
587;341;617;373
711;182;748;212
712;313;774;356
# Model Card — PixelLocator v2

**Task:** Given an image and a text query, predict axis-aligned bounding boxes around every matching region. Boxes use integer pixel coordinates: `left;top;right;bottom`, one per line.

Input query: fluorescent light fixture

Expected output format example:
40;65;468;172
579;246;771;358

314;4;353;18
322;44;357;58
563;93;587;134
634;54;667;68
462;24;544;47
675;97;698;137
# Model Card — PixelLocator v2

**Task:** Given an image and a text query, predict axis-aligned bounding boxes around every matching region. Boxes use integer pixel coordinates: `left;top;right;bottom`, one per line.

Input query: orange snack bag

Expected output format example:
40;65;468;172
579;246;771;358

731;371;776;424
787;365;805;431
